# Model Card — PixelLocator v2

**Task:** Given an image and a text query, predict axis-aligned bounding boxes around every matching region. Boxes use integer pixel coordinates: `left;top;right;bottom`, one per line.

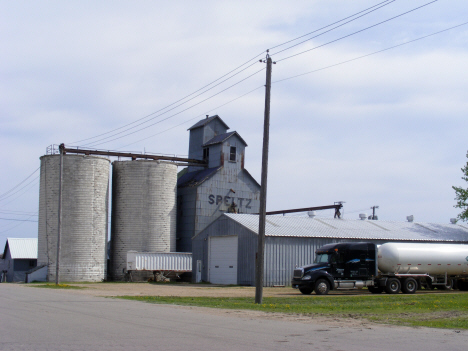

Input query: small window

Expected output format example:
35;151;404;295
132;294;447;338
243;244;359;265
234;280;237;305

229;146;236;161
203;148;209;161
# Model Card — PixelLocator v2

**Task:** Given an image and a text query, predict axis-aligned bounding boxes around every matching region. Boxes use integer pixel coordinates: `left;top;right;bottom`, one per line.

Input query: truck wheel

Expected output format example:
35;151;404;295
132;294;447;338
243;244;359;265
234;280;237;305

299;287;313;295
368;286;383;294
385;278;401;294
401;278;417;294
315;279;330;295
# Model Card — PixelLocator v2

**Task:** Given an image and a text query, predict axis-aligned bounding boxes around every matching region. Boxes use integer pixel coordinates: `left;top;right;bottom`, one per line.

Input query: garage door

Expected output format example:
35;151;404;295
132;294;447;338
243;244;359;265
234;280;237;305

209;236;238;285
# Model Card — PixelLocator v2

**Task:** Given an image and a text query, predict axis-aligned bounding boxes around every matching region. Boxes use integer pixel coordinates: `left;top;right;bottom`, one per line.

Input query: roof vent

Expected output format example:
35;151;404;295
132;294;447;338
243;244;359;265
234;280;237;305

359;213;367;220
450;218;457;224
407;215;414;223
307;211;316;218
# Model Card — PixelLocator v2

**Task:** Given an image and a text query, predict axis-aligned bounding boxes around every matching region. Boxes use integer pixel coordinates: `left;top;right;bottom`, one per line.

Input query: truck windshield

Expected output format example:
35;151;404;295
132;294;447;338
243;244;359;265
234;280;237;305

314;253;330;263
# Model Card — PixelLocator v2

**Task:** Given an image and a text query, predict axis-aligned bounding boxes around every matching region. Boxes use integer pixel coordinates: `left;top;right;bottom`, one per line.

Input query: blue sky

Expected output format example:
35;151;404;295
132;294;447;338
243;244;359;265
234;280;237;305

1;0;468;247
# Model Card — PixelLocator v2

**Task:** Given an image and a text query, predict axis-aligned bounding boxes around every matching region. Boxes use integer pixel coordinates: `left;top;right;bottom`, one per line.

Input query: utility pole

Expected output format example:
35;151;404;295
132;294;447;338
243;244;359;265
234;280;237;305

370;205;379;220
255;51;273;304
55;143;64;285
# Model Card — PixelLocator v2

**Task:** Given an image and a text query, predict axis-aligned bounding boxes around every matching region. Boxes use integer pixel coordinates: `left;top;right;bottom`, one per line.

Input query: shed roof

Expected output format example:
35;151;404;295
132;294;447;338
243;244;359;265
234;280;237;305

221;214;468;242
3;238;37;259
203;131;247;147
177;166;222;188
188;115;229;131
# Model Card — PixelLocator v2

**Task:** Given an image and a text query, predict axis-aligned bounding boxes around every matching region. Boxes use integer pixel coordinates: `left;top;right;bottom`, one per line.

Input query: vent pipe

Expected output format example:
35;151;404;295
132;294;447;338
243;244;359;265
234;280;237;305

359;213;367;220
407;215;414;222
450;218;457;224
307;211;316;218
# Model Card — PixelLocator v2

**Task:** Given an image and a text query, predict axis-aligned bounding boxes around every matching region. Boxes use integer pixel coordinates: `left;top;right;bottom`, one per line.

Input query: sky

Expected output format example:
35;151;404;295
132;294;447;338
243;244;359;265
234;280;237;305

1;0;468;248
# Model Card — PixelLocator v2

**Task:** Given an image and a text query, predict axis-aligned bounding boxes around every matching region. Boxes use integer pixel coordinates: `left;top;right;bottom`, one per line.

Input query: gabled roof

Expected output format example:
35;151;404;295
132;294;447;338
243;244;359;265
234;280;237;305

188;115;229;131
3;238;37;259
221;214;468;242
203;131;248;147
177;166;222;188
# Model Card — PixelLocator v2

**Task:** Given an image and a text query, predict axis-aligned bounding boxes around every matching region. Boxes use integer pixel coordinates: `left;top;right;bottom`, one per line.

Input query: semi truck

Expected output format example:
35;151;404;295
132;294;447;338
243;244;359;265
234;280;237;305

291;242;468;295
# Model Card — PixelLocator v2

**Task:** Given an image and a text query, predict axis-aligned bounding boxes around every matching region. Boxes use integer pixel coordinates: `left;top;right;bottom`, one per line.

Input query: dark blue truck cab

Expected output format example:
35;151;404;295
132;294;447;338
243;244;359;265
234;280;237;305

291;242;378;295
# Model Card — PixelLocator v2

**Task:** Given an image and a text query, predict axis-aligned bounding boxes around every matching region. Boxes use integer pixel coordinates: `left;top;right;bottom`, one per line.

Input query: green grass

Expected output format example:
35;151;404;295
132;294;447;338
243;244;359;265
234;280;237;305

30;283;86;289
116;294;468;330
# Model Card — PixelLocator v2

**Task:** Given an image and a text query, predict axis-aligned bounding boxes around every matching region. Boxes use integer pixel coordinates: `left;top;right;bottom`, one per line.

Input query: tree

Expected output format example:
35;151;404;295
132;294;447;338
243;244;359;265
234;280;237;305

452;152;468;222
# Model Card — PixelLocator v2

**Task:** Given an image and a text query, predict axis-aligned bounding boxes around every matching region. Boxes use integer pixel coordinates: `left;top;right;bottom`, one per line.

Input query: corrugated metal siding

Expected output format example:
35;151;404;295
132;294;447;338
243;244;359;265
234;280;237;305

127;252;192;271
225;214;468;242
192;216;257;285
6;238;37;259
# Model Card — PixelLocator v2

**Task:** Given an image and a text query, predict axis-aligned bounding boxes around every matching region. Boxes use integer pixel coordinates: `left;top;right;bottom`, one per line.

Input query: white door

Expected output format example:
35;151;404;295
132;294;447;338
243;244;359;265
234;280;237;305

209;236;238;285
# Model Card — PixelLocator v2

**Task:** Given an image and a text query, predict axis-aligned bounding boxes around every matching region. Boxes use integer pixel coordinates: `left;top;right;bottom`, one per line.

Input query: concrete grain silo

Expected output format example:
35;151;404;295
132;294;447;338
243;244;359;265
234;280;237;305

37;154;110;282
110;160;177;280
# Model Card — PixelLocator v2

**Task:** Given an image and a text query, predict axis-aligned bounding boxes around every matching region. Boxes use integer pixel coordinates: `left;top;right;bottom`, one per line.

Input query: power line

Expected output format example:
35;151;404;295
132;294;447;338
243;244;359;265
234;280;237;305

0;176;39;202
0;217;38;222
273;21;468;84
84;67;266;148
116;20;468;149
271;0;396;56
70;1;399;148
0;167;39;199
269;0;394;51
276;0;439;62
116;85;264;150
70;53;265;145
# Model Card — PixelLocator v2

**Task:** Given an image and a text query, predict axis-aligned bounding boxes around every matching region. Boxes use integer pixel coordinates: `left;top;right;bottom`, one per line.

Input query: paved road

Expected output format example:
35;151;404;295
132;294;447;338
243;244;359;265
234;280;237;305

0;284;466;351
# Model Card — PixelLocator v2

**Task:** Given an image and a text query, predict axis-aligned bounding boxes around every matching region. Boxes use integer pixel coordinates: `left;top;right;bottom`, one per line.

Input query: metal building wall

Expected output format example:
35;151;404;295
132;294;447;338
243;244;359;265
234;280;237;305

110;160;177;280
38;155;110;282
192;216;257;285
176;187;197;252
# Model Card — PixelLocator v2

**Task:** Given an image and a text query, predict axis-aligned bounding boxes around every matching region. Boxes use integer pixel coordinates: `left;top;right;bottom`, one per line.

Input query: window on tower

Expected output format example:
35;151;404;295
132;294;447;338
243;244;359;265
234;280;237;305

230;146;236;161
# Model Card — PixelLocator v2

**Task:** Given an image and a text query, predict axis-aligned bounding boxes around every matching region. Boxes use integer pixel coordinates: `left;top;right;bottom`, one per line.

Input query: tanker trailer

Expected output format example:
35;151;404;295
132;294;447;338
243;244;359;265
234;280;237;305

292;242;468;295
375;242;468;293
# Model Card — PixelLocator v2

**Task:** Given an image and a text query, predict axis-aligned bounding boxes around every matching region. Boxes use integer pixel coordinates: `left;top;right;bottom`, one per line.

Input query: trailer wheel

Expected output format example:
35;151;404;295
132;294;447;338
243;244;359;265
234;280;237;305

401;278;417;294
458;280;468;291
385;278;401;294
315;279;330;295
368;286;383;294
299;287;313;295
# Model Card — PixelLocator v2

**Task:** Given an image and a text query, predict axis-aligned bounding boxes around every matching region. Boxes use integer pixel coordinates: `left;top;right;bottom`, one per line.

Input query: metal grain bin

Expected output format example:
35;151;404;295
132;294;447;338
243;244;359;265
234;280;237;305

110;160;177;280
37;154;110;282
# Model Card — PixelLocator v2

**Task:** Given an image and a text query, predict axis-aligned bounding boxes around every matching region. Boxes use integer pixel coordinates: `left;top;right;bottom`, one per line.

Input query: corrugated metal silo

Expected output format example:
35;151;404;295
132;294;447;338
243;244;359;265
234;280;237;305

37;154;110;282
110;160;177;280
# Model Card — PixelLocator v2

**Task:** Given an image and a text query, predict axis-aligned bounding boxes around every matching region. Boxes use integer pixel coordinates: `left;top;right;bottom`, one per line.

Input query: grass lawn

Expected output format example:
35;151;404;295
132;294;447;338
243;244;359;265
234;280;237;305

117;293;468;329
30;283;86;289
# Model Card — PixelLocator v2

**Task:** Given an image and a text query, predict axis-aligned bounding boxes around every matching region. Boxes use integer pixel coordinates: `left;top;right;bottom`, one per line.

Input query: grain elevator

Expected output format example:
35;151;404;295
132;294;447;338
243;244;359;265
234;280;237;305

176;115;261;252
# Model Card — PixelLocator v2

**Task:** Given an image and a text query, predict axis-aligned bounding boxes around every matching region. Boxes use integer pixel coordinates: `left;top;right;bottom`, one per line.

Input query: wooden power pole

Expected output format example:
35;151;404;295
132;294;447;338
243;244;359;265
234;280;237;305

255;52;273;304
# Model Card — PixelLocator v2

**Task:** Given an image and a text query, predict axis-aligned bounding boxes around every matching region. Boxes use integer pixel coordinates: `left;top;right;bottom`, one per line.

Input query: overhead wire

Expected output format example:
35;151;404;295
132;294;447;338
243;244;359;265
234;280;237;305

70;52;266;145
71;1;399;147
268;0;395;51
270;0;396;56
116;85;264;150
0;167;39;200
120;19;468;149
276;0;439;62
273;21;468;84
84;66;266;147
0;176;39;202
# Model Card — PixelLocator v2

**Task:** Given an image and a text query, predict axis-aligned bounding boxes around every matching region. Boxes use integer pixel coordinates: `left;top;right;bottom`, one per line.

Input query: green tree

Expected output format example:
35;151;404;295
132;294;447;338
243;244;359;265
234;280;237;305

453;152;468;222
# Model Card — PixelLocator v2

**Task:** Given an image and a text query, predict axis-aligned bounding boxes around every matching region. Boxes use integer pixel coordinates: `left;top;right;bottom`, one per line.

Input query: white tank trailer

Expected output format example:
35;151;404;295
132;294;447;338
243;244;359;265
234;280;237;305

292;242;468;295
37;154;110;282
110;160;177;281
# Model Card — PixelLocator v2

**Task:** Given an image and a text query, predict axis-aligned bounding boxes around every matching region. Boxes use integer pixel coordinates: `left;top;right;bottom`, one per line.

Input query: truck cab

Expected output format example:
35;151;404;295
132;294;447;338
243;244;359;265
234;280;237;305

292;242;377;295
